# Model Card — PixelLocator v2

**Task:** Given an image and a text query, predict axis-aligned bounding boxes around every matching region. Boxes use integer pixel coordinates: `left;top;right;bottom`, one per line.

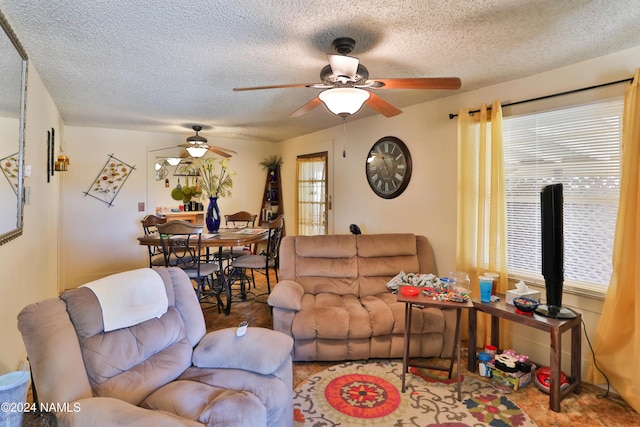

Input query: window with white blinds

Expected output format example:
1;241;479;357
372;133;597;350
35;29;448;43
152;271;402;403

503;97;623;292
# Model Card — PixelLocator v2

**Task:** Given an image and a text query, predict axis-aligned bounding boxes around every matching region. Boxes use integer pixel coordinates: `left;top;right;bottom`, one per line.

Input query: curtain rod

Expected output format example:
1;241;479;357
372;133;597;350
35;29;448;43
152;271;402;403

448;77;633;120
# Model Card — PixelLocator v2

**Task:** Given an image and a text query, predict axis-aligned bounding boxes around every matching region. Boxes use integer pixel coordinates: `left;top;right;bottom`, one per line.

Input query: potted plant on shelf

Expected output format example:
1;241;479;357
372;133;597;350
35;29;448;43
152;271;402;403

187;157;235;233
259;155;283;182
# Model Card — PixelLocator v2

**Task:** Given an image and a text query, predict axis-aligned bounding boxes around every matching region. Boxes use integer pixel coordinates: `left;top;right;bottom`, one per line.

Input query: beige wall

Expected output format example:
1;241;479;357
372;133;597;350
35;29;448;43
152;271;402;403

0;66;63;373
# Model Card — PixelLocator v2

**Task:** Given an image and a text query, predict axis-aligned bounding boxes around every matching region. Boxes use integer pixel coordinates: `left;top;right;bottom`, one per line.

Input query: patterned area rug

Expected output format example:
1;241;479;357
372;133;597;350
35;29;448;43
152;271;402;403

293;360;537;426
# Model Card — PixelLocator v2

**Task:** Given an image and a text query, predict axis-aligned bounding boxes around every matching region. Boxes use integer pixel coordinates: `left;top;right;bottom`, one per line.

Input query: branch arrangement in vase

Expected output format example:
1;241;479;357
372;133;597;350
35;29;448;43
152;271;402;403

187;157;236;199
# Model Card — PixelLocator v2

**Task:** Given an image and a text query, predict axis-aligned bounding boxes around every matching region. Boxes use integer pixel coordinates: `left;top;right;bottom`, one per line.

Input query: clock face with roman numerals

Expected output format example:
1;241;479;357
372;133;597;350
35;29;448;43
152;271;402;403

365;136;412;199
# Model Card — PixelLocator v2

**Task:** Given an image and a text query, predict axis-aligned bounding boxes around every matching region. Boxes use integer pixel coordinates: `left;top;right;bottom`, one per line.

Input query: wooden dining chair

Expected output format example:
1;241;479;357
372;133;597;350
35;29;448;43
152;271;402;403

221;211;259;261
224;211;258;228
140;214;167;267
229;214;284;297
157;220;229;312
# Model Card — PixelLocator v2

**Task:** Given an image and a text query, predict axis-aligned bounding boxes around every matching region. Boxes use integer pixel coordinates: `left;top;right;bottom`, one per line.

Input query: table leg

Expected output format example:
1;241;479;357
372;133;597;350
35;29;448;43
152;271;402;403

549;328;561;412
571;322;582;394
453;308;463;401
491;315;500;347
468;308;477;372
401;302;412;393
217;247;231;315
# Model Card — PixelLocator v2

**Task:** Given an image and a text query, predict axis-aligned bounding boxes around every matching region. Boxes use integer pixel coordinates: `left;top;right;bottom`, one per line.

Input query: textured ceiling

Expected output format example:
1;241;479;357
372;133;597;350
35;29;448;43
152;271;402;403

0;0;639;142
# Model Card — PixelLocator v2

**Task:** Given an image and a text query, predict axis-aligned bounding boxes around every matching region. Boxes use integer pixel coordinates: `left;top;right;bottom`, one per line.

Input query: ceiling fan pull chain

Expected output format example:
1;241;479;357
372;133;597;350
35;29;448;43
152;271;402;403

342;117;347;158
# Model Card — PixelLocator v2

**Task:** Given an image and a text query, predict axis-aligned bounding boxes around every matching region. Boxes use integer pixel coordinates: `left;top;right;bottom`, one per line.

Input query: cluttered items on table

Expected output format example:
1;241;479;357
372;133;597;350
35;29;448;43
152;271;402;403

387;271;471;303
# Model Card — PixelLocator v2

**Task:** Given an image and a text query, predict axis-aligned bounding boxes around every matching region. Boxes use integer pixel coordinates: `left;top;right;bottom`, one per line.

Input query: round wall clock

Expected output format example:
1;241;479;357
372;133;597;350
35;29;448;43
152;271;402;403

365;136;412;199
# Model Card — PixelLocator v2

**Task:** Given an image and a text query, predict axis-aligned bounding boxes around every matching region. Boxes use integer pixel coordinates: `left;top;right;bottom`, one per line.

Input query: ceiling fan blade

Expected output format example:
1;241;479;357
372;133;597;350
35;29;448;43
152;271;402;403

208;146;236;158
233;83;317;91
149;146;180;152
327;54;359;80
365;92;403;117
370;77;462;90
290;96;323;118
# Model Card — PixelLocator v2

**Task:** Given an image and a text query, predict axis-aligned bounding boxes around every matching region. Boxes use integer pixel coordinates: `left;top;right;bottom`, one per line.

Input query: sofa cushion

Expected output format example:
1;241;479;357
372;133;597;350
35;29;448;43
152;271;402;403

192;328;293;376
80;307;192;404
167;366;294;426
17;298;93;406
358;234;421;297
267;280;304;311
291;235;360;296
62;278;193;405
295;234;357;258
356;233;418;257
62;287;106;339
155;267;206;346
291;294;372;340
142;379;267;426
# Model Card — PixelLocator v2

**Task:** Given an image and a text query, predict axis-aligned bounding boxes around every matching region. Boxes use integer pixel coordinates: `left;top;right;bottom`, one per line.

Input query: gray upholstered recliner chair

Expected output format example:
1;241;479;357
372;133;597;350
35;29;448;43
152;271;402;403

17;267;293;426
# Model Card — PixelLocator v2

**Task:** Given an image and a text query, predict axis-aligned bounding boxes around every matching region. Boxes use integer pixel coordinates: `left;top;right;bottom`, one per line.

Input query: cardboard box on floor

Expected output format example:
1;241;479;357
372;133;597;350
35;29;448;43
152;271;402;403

488;361;534;391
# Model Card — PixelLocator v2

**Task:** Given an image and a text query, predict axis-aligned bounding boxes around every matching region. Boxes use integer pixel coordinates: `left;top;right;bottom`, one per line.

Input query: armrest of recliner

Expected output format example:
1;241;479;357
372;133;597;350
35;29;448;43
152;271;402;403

192;327;293;375
266;279;304;311
56;396;202;426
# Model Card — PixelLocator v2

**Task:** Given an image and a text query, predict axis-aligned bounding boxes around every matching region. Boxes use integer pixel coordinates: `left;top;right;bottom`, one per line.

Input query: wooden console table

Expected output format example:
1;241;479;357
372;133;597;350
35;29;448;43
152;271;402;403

397;286;473;401
468;298;581;412
160;211;204;224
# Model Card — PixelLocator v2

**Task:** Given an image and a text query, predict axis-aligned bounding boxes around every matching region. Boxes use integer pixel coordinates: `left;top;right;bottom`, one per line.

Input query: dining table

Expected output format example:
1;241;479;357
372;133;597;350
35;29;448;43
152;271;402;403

137;227;269;315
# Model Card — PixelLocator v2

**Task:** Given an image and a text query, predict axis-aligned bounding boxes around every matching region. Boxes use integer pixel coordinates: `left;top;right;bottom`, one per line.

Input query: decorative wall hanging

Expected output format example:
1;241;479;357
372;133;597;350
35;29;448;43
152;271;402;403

1;152;19;195
84;154;136;207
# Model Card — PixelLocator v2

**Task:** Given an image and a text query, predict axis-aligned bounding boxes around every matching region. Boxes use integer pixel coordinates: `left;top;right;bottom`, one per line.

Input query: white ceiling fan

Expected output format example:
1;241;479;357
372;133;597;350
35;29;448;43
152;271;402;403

151;125;237;159
233;37;462;118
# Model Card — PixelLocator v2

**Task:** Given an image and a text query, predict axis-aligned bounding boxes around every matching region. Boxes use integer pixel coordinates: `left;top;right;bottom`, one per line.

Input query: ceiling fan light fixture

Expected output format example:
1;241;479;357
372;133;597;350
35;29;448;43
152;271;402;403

186;125;207;145
186;134;207;144
186;146;208;158
165;157;181;166
319;87;370;117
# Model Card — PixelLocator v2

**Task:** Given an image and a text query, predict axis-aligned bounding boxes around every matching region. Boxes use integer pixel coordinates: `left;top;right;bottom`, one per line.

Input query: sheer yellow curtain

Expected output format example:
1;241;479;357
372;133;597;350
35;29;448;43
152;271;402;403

296;154;327;235
457;101;510;349
587;69;640;412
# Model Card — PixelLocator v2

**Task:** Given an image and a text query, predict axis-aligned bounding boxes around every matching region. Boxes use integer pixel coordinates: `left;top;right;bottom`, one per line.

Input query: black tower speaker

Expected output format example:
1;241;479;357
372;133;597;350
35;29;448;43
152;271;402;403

535;183;577;319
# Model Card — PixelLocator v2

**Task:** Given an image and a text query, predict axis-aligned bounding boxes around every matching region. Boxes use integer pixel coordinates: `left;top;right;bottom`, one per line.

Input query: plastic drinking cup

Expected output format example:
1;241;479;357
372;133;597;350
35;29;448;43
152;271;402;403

485;272;499;295
479;275;493;302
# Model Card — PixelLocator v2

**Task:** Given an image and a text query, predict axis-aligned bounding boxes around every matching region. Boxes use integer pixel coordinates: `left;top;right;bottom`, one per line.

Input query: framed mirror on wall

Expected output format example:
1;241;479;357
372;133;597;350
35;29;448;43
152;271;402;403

0;10;28;246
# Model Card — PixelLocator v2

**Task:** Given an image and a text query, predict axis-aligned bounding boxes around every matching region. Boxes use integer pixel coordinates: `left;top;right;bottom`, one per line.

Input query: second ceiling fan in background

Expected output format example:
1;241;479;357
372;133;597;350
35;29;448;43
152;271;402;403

149;125;237;160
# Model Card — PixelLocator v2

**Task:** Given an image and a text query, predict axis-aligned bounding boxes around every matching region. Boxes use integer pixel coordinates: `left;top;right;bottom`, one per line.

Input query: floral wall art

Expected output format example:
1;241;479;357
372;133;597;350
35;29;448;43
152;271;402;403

84;154;135;206
1;152;19;195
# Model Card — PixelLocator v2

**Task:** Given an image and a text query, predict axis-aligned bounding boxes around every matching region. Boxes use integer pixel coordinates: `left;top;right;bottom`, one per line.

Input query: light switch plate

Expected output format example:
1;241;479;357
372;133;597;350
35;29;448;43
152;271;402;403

24;164;31;177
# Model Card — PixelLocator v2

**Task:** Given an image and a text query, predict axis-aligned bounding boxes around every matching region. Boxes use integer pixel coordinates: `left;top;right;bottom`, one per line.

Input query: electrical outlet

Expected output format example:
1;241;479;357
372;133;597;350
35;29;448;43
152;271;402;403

138;202;145;212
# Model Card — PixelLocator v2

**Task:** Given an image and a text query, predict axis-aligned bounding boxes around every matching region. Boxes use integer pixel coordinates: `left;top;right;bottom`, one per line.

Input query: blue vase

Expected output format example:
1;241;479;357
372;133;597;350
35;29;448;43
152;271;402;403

205;196;221;233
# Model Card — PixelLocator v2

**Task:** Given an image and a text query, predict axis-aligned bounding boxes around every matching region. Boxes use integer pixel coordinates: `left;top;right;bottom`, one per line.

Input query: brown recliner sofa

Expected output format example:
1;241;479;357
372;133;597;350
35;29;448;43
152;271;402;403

18;267;293;427
268;233;457;361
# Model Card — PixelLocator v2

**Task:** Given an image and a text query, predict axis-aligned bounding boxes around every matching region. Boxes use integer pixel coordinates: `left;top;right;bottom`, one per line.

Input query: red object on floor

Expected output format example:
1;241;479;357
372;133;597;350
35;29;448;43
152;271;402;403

535;366;569;394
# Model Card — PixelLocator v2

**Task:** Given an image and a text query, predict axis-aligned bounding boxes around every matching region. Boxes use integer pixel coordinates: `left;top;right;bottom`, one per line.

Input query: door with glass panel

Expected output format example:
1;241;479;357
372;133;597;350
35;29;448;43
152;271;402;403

296;152;328;235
